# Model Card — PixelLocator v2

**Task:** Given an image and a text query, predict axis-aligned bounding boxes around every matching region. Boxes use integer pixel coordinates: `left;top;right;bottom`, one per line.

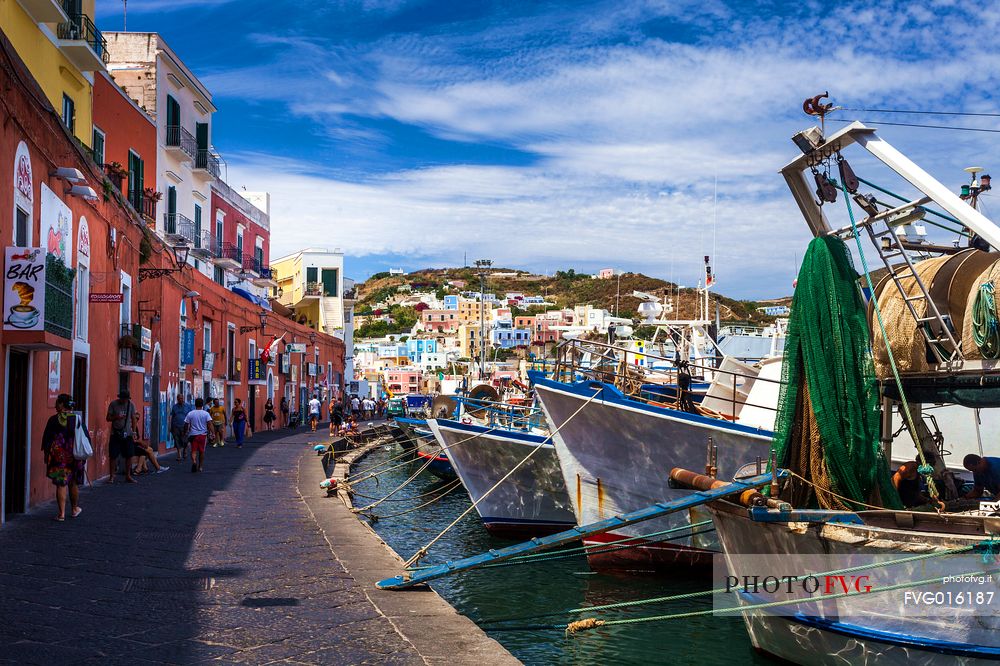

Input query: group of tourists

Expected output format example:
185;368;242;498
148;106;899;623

169;394;252;471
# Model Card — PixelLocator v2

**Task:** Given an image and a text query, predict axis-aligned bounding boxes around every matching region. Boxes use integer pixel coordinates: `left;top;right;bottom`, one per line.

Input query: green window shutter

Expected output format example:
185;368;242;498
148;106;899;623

196;122;209;150
194;204;202;247
166;96;180;127
306;267;318;284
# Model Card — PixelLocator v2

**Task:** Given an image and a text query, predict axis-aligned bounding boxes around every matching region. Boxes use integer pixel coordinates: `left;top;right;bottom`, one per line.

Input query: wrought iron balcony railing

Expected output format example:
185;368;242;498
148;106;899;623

118;323;145;367
165;125;197;159
194;149;221;178
57;11;108;64
163;212;196;244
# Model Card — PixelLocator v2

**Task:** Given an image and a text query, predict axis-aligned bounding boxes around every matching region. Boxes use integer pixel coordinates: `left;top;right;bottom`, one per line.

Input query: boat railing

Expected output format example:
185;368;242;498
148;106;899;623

456;396;546;431
550;337;785;421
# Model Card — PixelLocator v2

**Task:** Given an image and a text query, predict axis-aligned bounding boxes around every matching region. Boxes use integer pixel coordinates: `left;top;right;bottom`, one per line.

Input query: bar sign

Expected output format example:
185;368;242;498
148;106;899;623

90;292;123;303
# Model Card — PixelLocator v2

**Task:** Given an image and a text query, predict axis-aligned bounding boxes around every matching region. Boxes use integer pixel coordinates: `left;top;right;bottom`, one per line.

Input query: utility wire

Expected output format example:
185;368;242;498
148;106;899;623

829;118;1000;134
840;107;1000;118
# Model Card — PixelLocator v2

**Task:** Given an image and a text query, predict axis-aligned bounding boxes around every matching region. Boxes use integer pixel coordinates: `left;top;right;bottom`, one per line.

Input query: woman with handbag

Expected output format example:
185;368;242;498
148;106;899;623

41;394;87;521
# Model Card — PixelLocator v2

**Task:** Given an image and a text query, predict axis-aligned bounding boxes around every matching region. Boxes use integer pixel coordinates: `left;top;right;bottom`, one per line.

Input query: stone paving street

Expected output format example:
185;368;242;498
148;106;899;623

0;427;426;665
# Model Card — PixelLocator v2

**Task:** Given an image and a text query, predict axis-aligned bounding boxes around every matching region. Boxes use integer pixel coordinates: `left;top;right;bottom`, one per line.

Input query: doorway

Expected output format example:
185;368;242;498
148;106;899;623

72;354;88;422
248;385;257;433
4;350;30;517
151;351;161;450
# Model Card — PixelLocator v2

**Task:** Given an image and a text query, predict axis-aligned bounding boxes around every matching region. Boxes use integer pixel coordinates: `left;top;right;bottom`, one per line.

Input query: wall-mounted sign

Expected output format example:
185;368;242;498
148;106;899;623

40;183;71;266
203;352;216;372
4;247;46;331
47;351;60;401
181;329;195;365
248;359;265;381
211;379;224;399
139;326;152;352
307;362;318;377
78;216;90;260
280;353;290;374
89;292;122;303
286;343;306;354
290;364;298;383
14;142;32;209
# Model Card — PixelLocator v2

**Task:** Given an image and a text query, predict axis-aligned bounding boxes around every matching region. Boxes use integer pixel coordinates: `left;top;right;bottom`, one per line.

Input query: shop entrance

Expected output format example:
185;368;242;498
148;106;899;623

4;350;30;517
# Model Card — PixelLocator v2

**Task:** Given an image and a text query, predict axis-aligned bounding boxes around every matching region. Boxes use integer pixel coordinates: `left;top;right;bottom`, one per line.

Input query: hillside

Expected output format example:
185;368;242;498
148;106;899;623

355;267;780;335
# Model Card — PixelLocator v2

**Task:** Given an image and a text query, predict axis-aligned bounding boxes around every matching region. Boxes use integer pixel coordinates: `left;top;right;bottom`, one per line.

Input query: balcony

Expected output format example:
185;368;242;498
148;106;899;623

165;125;196;161
210;241;242;270
103;163;127;194
118;324;145;370
56;11;107;72
304;281;323;297
163;212;196;245
252;266;277;289
193;149;220;180
140;193;157;225
190;229;213;260
20;0;69;23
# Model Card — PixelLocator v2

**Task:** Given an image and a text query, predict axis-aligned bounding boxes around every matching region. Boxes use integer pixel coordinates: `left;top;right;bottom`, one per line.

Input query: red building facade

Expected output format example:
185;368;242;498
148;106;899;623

0;33;343;522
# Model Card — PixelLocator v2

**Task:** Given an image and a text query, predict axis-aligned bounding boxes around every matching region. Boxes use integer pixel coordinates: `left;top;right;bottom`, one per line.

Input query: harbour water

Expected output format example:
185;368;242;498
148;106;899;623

353;446;772;665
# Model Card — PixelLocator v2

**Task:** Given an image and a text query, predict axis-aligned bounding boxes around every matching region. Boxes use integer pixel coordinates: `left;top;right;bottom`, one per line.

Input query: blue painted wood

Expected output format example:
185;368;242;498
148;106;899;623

748;506;864;524
376;470;786;590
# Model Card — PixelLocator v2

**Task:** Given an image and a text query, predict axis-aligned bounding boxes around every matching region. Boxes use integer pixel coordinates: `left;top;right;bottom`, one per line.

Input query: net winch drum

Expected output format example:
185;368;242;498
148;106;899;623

431;395;459;419
869;250;997;376
464;383;500;417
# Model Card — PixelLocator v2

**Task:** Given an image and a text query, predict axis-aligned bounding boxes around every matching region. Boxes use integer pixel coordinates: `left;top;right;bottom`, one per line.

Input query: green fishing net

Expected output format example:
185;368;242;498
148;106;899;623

773;236;901;510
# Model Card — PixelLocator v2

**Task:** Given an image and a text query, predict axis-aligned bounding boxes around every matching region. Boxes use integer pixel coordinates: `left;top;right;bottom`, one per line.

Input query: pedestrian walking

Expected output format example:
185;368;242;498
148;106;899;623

106;390;139;484
209;399;227;447
232;398;248;448
308;394;321;432
329;397;342;436
280;396;290;427
263;398;276;431
170;394;192;461
42;394;86;521
184;398;213;473
351;395;361;419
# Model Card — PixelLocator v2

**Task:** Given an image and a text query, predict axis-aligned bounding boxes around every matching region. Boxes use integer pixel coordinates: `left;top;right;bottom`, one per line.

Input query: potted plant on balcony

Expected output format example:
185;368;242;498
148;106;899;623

118;333;141;350
104;162;128;193
144;187;163;203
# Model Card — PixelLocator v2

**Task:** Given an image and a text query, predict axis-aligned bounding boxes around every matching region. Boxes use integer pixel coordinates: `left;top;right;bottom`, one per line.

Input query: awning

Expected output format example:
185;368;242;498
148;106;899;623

231;286;272;311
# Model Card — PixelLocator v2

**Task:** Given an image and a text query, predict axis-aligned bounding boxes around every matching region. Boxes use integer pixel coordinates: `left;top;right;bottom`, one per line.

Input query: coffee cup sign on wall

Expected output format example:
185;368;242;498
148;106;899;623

4;247;46;331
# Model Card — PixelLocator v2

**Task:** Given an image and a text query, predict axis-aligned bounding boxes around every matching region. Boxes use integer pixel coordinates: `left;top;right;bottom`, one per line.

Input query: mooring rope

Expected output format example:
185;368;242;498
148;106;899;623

480;543;976;628
972;282;1000;359
363;480;464;522
403;387;604;568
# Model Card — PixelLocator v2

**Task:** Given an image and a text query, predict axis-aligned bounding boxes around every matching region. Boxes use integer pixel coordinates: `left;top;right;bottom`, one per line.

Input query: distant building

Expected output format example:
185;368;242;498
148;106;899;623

420;309;460;333
492;320;531;349
389;268;405;275
597;268;616;280
443;294;460;310
757;305;790;316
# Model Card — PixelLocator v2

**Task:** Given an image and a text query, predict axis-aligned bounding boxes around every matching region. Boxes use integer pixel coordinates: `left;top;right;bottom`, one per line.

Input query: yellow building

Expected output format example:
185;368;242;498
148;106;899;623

1;0;106;147
271;247;351;335
457;324;485;360
458;297;484;326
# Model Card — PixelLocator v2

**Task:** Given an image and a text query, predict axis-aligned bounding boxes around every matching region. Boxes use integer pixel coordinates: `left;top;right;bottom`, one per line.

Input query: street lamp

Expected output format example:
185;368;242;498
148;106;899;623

240;310;268;334
138;244;191;281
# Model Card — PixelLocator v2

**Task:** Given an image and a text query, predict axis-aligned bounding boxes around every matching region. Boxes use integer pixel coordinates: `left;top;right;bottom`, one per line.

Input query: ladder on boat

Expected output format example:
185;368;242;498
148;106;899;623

860;199;964;371
376;470;784;590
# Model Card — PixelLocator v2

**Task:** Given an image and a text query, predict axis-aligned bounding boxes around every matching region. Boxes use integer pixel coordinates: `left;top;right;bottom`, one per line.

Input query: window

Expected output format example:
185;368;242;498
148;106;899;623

92;128;105;165
214;266;225;285
194;204;202;248
306;267;318;285
204;321;212;353
75;263;89;340
14;207;28;247
62;94;75;133
127;150;143;210
120;273;132;325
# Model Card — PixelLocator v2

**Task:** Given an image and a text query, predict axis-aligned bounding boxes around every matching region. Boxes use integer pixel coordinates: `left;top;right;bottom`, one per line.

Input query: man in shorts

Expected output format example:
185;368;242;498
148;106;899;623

308;394;322;432
107;390;138;484
170;394;192;461
184;398;213;473
209;399;227;446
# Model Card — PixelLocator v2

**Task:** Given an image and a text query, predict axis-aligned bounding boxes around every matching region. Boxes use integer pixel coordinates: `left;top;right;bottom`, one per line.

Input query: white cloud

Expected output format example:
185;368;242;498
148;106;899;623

212;2;1000;296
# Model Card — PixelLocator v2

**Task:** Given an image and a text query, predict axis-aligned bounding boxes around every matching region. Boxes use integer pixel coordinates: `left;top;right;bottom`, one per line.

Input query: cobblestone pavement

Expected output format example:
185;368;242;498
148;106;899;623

0;426;424;665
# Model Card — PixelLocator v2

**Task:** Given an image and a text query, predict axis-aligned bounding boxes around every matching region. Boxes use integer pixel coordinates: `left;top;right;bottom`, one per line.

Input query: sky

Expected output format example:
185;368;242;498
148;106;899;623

95;0;1000;298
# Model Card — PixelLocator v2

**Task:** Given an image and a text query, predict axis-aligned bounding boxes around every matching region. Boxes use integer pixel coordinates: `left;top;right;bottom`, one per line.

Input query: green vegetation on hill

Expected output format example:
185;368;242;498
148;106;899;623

356;266;777;327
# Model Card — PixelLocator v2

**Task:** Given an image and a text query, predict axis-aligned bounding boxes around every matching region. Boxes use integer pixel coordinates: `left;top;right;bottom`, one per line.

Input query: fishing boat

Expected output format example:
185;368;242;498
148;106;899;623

533;366;778;571
426;409;576;539
707;111;1000;663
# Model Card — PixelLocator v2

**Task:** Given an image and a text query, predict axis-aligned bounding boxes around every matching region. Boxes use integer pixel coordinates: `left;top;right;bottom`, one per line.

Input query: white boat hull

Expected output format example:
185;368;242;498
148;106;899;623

710;502;1000;664
428;419;575;538
534;378;772;571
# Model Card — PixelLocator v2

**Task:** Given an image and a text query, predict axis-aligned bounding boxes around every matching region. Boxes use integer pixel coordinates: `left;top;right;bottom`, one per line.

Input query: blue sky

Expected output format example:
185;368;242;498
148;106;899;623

96;0;1000;297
